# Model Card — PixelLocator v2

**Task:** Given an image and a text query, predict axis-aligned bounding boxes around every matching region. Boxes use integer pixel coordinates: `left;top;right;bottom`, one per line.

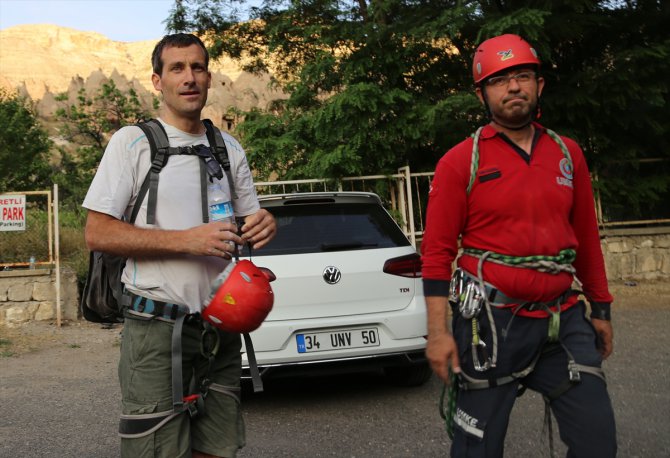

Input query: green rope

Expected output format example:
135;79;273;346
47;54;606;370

439;371;459;440
467;127;484;195
545;128;573;172
467;127;573;196
463;248;576;266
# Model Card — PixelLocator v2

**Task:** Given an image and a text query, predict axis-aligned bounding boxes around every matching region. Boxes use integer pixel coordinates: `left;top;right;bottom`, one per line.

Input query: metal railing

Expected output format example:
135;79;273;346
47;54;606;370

0;190;54;268
253;167;428;247
0;185;64;326
253;167;670;246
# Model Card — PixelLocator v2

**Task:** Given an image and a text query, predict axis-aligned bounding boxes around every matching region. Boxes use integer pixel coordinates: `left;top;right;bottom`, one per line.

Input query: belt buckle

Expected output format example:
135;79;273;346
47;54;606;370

185;313;202;327
568;362;581;382
132;295;145;312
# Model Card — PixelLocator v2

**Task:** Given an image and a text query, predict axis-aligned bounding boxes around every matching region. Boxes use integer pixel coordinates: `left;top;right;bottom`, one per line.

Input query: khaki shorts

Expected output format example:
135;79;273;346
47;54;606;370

118;316;245;458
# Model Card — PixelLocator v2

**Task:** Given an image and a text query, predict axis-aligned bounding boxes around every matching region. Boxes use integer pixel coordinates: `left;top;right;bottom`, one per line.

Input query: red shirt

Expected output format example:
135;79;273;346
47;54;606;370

421;123;613;317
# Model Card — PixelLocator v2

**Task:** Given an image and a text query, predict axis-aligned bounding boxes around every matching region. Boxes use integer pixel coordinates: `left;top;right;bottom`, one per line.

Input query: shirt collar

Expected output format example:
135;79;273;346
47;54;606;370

479;121;546;140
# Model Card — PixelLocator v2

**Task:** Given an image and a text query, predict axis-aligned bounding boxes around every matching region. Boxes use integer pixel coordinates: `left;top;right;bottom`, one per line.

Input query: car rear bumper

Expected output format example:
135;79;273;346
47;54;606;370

242;349;428;380
240;296;427;380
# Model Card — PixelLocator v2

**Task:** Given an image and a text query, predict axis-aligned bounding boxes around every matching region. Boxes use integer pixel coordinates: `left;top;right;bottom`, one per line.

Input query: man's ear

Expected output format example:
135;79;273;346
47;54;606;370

537;76;545;98
475;86;485;105
152;73;162;92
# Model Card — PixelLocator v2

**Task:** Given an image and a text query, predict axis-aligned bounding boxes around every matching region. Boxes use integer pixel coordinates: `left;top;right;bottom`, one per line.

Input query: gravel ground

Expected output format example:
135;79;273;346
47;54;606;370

1;280;668;457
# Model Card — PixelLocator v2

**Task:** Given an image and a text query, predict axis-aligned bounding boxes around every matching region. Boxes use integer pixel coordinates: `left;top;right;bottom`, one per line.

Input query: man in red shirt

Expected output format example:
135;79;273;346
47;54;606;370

421;34;616;457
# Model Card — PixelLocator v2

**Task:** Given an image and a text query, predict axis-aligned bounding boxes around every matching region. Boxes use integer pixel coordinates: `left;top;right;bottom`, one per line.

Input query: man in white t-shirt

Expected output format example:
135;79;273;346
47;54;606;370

82;33;276;458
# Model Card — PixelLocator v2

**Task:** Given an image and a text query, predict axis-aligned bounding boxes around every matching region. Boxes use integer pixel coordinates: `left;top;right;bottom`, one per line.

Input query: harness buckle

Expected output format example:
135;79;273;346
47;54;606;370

183;394;200;418
568;361;581;382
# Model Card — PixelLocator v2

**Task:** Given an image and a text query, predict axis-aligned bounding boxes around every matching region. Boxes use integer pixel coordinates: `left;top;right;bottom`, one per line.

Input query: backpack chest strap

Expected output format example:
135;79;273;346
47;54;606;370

136;119;233;225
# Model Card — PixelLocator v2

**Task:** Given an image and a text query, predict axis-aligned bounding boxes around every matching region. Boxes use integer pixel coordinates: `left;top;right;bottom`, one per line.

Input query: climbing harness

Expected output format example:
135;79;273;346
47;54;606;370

442;265;606;453
119;300;242;439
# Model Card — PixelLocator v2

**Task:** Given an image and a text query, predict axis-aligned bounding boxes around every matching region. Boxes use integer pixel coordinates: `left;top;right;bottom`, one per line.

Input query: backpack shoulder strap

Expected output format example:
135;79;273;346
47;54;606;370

134;119;181;224
202;119;238;200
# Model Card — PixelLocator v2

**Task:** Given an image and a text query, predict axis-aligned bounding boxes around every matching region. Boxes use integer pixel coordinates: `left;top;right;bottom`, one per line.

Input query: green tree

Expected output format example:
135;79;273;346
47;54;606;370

54;80;157;209
168;0;669;220
0;88;52;192
169;0;483;179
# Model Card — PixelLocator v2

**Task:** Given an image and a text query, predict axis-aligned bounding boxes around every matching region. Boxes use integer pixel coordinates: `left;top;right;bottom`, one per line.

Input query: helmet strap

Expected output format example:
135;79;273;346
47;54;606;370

481;86;540;131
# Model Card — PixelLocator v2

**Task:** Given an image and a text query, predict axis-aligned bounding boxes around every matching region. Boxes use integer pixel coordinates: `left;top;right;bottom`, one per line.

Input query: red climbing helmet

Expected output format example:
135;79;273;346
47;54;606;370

202;260;274;333
472;34;540;85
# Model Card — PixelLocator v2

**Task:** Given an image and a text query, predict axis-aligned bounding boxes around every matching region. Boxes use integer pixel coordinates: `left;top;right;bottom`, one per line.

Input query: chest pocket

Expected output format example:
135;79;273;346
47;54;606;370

477;167;502;184
468;126;573;195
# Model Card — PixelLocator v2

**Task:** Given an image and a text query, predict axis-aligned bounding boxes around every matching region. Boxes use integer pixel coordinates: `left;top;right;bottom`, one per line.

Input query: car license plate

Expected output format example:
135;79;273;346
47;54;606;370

296;328;380;353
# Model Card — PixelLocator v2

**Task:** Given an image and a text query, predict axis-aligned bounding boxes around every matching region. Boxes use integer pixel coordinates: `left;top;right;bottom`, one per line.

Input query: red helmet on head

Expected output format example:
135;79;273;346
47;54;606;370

202;260;274;333
472;34;540;85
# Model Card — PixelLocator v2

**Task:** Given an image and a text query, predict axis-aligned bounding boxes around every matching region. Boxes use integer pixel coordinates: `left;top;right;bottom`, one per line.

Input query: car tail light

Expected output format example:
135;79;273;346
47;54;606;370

383;253;422;278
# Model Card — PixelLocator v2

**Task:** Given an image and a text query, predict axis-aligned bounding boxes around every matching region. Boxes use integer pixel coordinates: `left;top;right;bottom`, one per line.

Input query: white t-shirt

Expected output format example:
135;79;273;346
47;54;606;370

82;119;260;312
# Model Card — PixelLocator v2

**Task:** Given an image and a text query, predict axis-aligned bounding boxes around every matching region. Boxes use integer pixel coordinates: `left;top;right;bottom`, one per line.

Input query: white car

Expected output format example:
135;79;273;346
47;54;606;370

240;192;431;386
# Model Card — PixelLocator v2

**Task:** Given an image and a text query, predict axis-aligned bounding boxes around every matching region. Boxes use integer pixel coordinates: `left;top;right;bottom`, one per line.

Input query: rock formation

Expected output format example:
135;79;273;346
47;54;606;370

0;24;283;130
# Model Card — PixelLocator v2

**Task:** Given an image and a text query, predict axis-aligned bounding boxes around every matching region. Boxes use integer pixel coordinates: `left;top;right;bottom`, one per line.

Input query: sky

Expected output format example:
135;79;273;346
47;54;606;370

0;0;177;42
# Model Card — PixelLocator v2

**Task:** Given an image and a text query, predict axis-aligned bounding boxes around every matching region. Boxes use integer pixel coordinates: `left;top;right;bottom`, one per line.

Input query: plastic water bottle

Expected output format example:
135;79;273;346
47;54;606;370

29;256;36;269
208;183;234;224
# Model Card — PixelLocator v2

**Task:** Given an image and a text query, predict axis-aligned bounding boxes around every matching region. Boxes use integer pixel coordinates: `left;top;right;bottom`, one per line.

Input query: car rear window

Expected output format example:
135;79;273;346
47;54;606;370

241;202;411;256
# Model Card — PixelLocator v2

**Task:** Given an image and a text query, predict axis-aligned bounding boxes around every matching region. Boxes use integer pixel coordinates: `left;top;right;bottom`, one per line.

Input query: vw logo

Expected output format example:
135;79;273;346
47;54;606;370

323;266;342;285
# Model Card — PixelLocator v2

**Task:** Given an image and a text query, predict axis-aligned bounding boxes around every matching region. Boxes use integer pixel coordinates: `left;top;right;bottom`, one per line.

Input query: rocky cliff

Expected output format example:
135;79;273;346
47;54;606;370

0;24;282;129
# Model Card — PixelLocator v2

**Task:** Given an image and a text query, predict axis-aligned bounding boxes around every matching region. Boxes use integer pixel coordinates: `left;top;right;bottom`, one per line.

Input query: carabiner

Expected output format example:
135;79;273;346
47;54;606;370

471;318;491;372
460;281;483;319
449;268;465;305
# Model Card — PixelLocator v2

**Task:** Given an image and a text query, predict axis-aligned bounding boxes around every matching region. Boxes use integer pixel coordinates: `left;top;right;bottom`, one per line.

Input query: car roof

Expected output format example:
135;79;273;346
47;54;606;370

257;192;383;208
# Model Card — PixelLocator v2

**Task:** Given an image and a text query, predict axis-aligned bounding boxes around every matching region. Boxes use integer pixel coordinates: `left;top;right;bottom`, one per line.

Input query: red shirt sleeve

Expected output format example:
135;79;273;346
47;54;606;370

566;138;613;304
421;139;472;295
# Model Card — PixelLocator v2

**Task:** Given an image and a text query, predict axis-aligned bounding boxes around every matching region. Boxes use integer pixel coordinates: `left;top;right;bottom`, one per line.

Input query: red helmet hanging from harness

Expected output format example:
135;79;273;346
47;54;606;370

202;260;275;333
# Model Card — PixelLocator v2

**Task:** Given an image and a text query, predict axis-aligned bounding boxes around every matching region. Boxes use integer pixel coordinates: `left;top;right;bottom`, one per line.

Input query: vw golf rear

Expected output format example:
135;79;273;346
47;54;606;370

241;192;430;386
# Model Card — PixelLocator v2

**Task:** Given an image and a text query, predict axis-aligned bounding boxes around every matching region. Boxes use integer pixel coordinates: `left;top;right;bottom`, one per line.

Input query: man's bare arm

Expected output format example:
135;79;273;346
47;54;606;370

425;295;461;383
85;209;243;259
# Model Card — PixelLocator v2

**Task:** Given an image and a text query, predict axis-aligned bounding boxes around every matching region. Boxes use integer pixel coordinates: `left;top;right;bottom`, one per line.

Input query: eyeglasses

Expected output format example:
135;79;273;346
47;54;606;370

485;71;537;88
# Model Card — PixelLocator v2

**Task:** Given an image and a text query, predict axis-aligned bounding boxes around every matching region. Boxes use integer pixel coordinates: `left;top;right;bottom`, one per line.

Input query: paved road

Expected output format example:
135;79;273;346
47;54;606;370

1;284;668;457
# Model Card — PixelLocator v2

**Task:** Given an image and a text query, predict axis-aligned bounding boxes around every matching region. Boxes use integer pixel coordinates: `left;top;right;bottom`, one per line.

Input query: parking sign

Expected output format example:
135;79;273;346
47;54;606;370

0;194;26;231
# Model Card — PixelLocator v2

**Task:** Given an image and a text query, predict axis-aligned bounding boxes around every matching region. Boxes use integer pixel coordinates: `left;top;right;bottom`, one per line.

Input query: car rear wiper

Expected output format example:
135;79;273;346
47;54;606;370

320;242;379;251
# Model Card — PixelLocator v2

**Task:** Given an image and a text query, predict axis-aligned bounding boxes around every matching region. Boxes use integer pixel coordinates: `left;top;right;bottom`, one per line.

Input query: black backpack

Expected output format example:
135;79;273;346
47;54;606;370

80;119;235;323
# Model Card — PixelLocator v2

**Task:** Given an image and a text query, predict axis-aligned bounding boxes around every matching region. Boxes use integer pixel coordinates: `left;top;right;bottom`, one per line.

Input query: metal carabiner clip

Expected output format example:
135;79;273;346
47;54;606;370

472;340;491;372
470;318;491;372
459;281;483;319
448;268;464;305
